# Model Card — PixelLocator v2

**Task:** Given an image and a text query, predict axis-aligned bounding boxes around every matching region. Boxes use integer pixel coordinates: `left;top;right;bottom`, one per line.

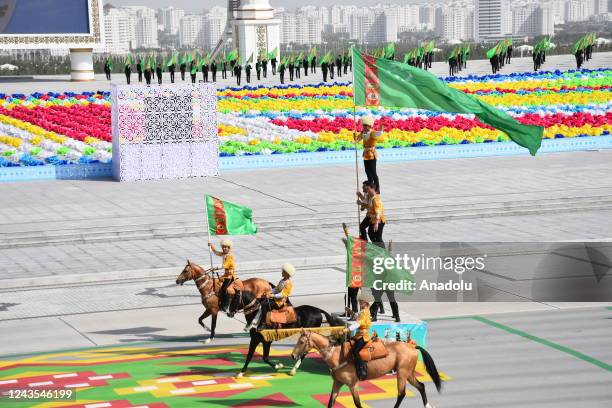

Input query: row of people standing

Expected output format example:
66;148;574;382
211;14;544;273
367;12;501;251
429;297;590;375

104;54;352;86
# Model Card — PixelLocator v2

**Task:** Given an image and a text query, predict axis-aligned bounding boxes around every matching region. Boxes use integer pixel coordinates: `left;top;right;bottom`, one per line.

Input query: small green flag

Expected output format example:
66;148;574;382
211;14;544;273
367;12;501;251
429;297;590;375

346;236;413;294
352;49;543;155
206;195;257;236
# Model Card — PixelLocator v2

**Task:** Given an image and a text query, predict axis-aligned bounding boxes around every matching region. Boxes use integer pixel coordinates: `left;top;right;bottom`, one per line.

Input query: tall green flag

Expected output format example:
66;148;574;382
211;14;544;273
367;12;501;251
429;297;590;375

383;42;395;59
226;48;238;62
345;236;413;294
205;195;257;236
268;47;278;59
486;44;498;59
352;49;543;155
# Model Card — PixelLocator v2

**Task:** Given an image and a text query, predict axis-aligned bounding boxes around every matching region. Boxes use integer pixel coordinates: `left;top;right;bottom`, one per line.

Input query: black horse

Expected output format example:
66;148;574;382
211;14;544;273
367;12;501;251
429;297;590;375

228;290;344;377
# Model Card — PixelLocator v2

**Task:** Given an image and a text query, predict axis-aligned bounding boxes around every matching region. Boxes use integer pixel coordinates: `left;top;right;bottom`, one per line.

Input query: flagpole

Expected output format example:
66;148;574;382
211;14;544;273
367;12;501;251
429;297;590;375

351;47;360;230
205;196;214;269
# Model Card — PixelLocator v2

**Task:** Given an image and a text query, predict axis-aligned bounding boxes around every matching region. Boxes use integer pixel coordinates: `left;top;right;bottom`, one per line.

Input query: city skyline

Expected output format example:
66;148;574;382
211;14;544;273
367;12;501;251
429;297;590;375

99;0;609;54
103;0;437;12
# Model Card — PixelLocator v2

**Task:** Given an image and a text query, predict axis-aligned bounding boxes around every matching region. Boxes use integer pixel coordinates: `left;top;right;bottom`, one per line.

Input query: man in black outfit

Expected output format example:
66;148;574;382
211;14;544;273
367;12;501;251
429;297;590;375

222;61;227;79
278;61;285;84
202;62;209;82
255;60;261;80
288;61;294;81
262;58;268;78
136;59;143;82
180;61;186;81
302;56;308;76
234;63;242;86
156;63;163;84
321;61;328;82
245;61;252;83
169;62;175;83
336;55;342;77
211;60;217;82
104;60;111;80
124;63;131;84
144;63;152;85
190;62;197;83
310;56;316;73
271;56;277;75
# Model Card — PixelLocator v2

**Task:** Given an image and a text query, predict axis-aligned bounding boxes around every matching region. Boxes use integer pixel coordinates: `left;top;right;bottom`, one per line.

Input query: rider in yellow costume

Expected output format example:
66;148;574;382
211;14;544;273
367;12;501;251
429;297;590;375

344;290;373;380
209;238;236;311
269;263;294;308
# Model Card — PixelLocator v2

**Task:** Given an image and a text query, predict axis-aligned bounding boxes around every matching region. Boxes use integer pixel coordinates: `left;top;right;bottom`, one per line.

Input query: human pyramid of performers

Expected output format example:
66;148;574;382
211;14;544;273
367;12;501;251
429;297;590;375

173;113;443;406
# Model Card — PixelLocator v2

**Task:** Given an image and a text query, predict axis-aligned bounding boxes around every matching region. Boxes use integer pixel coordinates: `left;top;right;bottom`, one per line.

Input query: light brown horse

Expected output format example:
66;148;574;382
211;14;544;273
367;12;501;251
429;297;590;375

291;331;442;408
175;260;273;343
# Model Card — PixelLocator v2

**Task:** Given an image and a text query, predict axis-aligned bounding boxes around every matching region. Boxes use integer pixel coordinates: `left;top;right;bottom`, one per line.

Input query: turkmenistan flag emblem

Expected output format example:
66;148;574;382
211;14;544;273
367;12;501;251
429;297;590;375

205;195;257;236
352;48;543;155
345;236;413;294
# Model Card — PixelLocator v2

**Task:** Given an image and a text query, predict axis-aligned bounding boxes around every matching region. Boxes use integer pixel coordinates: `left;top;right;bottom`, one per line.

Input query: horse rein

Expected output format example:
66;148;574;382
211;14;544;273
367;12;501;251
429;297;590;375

302;332;346;373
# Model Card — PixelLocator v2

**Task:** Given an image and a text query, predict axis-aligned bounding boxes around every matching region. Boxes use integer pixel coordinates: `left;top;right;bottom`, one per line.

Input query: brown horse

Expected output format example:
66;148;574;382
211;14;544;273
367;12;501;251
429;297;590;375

291;331;442;408
175;260;273;343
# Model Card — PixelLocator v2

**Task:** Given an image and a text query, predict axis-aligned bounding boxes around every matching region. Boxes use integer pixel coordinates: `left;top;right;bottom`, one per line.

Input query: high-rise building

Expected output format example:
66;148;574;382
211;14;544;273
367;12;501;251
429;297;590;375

158;7;185;35
204;7;227;50
278;11;297;44
179;14;205;48
125;6;159;49
439;2;475;42
474;0;507;42
103;7;134;54
512;1;553;37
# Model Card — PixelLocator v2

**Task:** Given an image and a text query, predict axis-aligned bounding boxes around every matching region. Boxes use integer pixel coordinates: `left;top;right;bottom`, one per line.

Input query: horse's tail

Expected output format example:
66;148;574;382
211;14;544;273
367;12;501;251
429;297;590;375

416;346;442;392
318;308;345;327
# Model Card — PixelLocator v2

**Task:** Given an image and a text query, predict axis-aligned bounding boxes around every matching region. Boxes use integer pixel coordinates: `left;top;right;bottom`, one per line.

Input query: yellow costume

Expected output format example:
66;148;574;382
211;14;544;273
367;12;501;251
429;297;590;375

367;194;386;225
271;278;293;307
221;253;236;280
354;130;382;160
349;307;372;342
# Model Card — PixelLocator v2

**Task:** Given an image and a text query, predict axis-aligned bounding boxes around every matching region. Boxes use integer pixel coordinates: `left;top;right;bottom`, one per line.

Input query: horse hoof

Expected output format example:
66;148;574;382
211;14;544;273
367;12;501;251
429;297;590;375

274;363;284;370
425;403;435;408
289;368;297;376
203;338;212;344
236;372;244;378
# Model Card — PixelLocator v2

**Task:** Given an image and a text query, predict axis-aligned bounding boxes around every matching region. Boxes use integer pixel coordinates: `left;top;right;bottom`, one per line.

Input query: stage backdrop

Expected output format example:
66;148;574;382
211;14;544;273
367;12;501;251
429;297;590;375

111;84;219;181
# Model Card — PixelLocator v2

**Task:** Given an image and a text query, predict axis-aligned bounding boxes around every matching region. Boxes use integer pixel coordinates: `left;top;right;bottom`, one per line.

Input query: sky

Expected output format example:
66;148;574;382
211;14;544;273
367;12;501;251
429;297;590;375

103;0;437;12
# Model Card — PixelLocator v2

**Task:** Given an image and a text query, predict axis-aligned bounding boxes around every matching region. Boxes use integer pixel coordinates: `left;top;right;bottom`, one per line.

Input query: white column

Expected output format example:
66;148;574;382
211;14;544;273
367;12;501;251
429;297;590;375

69;48;95;81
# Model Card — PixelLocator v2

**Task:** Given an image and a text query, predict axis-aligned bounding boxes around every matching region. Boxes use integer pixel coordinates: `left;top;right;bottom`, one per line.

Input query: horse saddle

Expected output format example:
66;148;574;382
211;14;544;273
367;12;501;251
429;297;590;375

342;338;388;362
228;278;244;294
265;306;297;326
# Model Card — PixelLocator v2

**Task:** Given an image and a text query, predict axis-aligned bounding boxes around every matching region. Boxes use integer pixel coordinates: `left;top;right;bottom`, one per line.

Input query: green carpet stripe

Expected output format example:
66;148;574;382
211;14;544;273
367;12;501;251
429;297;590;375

473;316;612;372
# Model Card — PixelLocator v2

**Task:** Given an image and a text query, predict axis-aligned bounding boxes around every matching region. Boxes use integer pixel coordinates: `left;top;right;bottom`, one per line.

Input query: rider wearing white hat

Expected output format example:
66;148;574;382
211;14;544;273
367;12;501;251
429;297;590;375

354;115;382;193
269;263;294;308
209;239;236;311
345;289;373;380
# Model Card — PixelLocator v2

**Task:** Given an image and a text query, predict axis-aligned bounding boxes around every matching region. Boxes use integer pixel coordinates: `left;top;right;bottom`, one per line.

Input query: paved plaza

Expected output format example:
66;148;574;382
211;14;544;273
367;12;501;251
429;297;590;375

1;52;611;407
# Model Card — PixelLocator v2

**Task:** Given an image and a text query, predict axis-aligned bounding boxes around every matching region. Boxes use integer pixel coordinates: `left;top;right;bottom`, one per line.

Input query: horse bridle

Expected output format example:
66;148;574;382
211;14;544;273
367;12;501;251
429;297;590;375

301;331;346;372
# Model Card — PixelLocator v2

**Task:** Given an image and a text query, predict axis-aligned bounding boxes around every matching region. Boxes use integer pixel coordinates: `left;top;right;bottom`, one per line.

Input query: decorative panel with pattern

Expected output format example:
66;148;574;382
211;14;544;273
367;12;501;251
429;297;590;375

111;83;219;181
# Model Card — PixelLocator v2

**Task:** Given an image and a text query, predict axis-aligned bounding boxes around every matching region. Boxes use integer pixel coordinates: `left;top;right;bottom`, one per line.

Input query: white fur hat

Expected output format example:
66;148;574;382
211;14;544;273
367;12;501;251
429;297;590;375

282;263;295;276
220;239;233;248
361;116;375;126
357;289;374;304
